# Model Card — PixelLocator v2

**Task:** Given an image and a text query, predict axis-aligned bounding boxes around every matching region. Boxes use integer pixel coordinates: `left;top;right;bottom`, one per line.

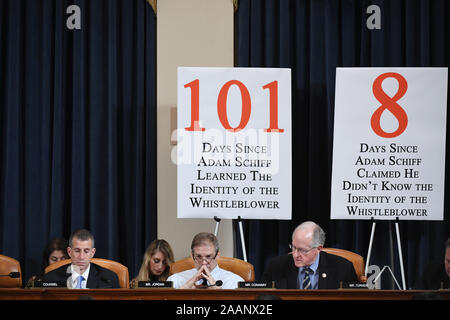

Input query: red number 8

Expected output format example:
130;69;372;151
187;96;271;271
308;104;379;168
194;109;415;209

371;72;408;138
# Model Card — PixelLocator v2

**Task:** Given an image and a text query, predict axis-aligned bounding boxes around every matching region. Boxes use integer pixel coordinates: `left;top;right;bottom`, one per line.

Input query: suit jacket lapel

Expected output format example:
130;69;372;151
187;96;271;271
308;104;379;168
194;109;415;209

317;252;330;289
286;259;299;289
86;263;98;288
54;265;71;285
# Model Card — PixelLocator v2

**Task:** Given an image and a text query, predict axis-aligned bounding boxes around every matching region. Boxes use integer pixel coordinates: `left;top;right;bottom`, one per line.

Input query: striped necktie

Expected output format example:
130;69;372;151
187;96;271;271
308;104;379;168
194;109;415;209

302;267;313;289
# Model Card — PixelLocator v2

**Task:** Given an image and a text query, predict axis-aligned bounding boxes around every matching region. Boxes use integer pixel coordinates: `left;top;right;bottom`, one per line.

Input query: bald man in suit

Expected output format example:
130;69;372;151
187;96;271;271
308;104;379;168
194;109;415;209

261;221;357;289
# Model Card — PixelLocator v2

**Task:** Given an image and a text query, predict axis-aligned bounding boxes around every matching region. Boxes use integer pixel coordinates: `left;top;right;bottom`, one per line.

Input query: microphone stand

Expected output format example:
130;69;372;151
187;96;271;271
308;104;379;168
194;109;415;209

0;272;21;278
200;279;223;288
0;272;21;287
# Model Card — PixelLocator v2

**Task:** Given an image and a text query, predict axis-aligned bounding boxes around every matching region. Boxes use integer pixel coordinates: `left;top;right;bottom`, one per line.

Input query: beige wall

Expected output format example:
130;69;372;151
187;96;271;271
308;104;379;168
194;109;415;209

156;0;235;260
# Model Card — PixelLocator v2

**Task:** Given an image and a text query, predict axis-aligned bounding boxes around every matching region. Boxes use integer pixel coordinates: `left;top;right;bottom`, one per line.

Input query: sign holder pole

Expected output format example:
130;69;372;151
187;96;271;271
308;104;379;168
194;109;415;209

213;216;221;237
365;218;377;278
237;216;248;262
394;218;407;289
213;216;248;262
365;217;406;290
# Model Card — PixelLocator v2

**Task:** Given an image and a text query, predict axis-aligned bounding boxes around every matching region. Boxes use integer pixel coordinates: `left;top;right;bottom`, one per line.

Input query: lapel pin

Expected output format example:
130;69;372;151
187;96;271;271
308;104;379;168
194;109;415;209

322;273;327;278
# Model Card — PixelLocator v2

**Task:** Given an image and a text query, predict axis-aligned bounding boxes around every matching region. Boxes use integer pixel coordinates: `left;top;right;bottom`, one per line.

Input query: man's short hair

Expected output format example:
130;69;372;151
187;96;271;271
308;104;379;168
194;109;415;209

69;229;95;248
191;232;219;253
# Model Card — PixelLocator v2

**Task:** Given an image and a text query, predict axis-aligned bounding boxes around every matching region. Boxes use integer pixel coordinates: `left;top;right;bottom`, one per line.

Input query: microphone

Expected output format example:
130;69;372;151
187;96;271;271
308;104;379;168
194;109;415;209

0;272;20;278
206;280;223;287
199;278;222;287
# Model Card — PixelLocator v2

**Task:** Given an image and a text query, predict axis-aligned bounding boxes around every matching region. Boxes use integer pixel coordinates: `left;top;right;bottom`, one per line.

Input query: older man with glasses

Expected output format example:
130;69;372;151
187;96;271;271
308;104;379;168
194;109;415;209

168;232;244;289
261;221;357;289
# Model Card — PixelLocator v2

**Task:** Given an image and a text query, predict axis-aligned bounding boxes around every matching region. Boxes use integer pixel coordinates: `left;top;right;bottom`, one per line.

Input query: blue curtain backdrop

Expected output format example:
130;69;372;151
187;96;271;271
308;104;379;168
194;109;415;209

235;0;450;288
1;0;449;290
0;0;157;283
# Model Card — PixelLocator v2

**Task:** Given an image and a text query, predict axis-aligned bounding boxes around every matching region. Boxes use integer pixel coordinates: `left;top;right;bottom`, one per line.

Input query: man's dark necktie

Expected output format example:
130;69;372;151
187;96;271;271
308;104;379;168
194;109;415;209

302;267;313;289
201;278;208;286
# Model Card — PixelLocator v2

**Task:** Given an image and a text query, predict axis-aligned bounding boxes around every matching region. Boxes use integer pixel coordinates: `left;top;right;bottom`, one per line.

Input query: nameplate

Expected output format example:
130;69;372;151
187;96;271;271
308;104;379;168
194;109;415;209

137;281;173;288
238;282;271;288
341;282;369;289
33;281;67;288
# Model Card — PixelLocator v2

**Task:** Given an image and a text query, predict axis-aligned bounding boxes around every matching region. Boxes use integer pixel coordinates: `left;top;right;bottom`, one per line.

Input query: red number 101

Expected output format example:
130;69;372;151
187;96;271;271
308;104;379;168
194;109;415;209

184;79;284;133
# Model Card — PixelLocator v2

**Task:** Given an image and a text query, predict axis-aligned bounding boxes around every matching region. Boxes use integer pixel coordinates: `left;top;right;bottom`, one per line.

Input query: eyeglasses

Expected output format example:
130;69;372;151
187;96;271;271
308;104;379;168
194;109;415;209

192;251;218;263
289;244;317;255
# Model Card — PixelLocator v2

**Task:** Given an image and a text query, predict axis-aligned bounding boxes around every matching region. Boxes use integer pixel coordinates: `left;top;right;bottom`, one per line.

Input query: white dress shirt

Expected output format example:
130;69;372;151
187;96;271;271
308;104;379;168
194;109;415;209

167;266;244;289
69;264;91;289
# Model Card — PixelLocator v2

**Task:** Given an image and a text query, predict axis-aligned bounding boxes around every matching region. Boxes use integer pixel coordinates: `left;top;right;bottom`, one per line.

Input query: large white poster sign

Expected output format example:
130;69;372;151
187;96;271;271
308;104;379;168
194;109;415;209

176;67;292;220
331;68;447;220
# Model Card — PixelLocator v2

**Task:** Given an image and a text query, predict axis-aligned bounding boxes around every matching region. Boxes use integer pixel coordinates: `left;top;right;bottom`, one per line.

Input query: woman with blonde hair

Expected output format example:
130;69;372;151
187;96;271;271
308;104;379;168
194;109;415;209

131;239;175;286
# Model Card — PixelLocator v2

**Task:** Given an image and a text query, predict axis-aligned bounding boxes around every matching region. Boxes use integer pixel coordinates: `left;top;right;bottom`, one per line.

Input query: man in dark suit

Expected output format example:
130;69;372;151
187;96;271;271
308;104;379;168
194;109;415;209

413;237;450;290
261;221;357;289
43;229;119;288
